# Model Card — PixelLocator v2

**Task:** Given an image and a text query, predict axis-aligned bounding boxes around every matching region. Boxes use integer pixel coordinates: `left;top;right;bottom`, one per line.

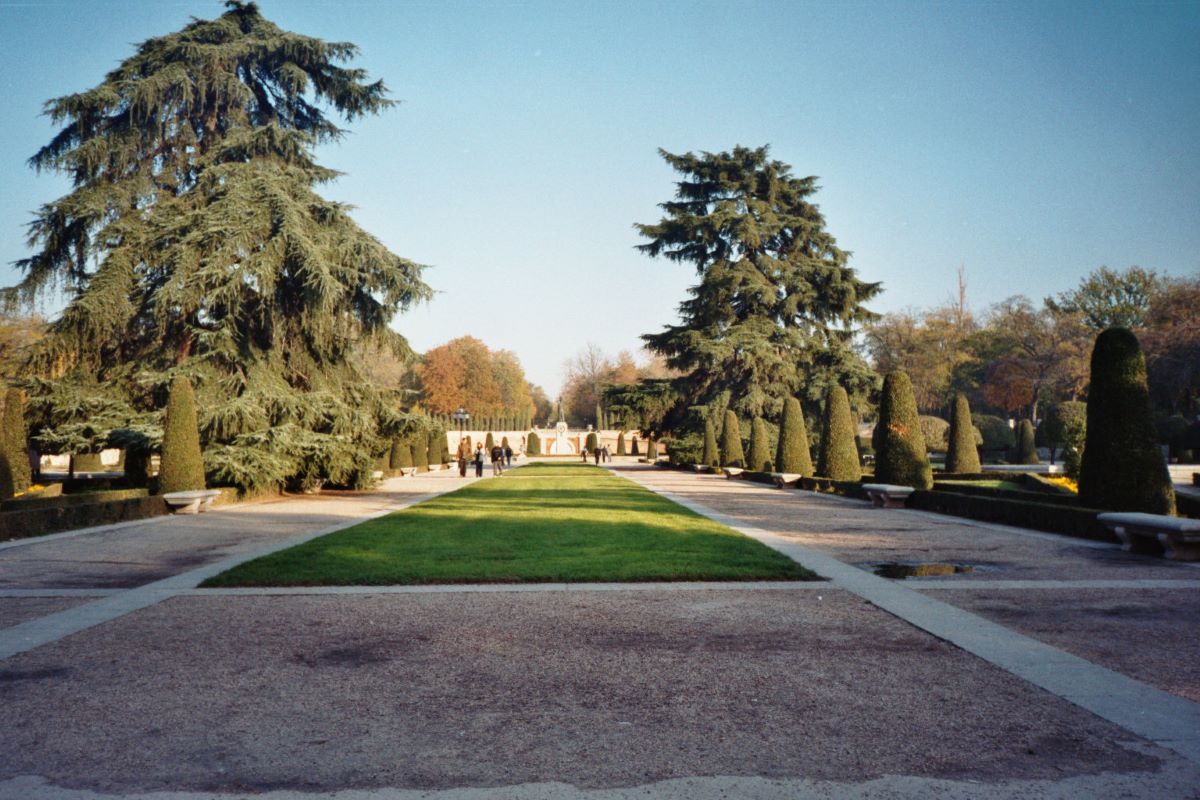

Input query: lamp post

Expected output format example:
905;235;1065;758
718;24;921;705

452;407;470;438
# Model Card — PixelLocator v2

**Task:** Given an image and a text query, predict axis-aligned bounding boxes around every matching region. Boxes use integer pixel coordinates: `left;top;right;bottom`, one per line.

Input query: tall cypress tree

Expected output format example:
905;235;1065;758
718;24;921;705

617;431;627;456
746;417;771;471
637;146;879;420
874;372;932;489
775;396;812;475
159;377;206;493
719;409;745;468
944;393;981;473
3;2;429;492
817;386;860;481
1079;328;1174;514
2;389;32;493
701;419;718;467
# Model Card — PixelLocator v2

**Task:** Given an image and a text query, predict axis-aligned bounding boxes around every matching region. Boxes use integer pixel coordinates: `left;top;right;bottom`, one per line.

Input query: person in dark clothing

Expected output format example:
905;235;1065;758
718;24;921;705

601;444;610;463
474;444;485;477
593;447;601;465
491;445;504;475
456;439;468;477
504;444;513;466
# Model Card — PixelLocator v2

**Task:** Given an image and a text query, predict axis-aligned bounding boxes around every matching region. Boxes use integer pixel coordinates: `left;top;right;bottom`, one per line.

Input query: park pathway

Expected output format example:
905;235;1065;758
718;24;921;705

0;460;1198;799
0;469;481;660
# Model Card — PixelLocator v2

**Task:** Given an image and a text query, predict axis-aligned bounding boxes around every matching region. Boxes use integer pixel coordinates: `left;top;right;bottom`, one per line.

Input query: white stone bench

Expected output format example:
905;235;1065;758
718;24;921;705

723;467;744;480
862;483;914;508
1097;512;1200;561
771;473;802;488
162;489;221;515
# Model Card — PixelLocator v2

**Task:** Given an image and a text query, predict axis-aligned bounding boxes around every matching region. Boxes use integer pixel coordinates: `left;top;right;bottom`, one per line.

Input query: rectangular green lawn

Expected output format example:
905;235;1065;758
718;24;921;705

202;462;817;586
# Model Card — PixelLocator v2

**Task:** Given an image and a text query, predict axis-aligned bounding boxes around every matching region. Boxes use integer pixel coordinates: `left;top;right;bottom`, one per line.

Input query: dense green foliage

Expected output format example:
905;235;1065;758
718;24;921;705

817;386;860;481
945;393;981;473
1014;419;1039;465
746;417;771;471
413;430;429;471
202;463;817;585
1044;401;1087;462
1079;328;1174;513
526;430;541;456
4;2;429;491
874;372;932;489
637;146;879;422
975;414;1015;451
701;419;718;467
1;389;31;497
719;410;745;468
390;439;412;471
918;416;949;453
158;377;205;493
775;397;812;475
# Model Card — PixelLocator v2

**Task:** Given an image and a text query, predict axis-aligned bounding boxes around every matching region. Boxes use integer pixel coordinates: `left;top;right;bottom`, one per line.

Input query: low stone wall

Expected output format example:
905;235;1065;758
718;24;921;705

0;490;167;542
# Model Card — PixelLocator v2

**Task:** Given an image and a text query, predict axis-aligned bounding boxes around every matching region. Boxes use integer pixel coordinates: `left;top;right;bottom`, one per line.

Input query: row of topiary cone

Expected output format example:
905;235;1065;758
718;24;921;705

705;387;864;482
870;327;1174;515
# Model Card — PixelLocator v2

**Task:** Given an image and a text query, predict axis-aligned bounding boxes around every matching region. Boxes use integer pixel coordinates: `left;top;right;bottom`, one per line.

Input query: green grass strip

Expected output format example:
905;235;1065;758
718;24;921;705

202;462;816;586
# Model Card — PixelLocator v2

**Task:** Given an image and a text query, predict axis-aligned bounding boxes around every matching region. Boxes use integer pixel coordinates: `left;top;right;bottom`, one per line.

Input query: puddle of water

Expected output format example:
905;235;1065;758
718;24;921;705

871;562;975;579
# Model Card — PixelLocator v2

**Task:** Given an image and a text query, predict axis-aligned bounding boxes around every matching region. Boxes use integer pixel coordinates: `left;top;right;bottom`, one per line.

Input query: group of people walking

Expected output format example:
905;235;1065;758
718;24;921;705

581;444;611;464
456;439;513;478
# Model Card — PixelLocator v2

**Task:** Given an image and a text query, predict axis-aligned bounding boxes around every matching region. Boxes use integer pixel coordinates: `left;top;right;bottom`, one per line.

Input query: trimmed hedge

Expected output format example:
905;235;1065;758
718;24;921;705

720;410;745;469
874;371;933;490
617;431;626;456
159;376;206;493
527;431;541;455
585;431;598;452
945;393;981;473
701;420;717;468
908;490;1116;543
0;490;166;542
3;388;31;495
1014;419;1038;465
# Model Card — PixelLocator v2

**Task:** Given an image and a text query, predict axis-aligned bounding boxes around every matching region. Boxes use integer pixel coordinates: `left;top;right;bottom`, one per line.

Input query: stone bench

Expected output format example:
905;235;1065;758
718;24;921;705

861;483;914;509
162;489;221;515
723;467;744;480
770;473;802;489
1097;512;1200;561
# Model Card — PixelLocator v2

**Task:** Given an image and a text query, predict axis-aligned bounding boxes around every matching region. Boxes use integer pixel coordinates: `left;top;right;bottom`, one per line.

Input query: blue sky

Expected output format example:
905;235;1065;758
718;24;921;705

1;0;1197;393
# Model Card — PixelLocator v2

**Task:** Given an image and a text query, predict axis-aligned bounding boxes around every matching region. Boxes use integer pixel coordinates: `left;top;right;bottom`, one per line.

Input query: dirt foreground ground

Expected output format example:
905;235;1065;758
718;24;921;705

0;463;1198;799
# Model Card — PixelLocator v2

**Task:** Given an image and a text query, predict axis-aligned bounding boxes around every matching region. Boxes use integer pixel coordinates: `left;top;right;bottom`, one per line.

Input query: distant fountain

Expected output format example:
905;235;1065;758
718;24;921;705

549;420;576;454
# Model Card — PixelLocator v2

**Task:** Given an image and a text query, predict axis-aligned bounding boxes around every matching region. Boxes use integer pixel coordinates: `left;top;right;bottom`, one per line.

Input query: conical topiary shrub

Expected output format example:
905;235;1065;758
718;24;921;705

631;436;640;456
701;418;718;467
817;386;861;481
3;389;31;493
485;432;494;451
720;409;745;469
586;431;598;452
389;439;405;472
396;439;413;471
413;431;429;471
527;430;541;455
501;436;509;449
646;436;657;461
747;417;771;471
159;376;206;493
944;393;981;473
1014;419;1038;465
1079;328;1174;514
874;371;932;489
426;429;439;468
776;396;812;476
617;431;626;455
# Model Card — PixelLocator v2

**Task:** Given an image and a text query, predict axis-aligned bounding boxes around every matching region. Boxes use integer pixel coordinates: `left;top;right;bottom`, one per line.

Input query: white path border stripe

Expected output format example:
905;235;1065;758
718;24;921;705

617;468;1200;764
0;484;469;662
908;579;1200;590
184;580;829;596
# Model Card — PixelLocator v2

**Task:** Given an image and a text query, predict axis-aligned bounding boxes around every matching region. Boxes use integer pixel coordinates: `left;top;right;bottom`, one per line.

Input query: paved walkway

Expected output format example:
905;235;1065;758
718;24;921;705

0;462;1197;798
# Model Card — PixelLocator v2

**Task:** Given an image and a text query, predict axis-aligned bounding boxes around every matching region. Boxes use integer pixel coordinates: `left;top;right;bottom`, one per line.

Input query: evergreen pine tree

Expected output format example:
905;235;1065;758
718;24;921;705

817;386;861;481
617;431;627;456
1079;328;1174;514
3;389;32;493
701;419;718;467
1014;420;1039;465
775;396;812;475
720;410;746;468
747;417;771;471
3;2;430;492
637;146;879;421
874;372;932;489
944;393;982;473
159;377;206;493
